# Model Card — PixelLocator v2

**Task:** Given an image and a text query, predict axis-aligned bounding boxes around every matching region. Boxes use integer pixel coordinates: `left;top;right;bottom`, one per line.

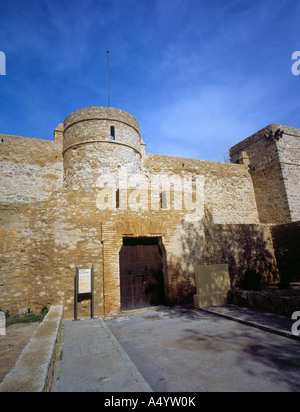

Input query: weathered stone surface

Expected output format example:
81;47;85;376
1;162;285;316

1;107;298;318
193;264;231;308
227;288;300;317
230;124;300;224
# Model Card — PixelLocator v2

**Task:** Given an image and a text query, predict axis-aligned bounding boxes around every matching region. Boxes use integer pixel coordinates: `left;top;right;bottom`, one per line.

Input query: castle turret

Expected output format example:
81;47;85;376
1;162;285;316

230;124;300;224
63;107;142;189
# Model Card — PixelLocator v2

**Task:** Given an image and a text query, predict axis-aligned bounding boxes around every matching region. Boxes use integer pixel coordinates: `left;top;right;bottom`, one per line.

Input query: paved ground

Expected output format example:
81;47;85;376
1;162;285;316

200;304;298;339
51;305;300;392
51;318;151;392
106;306;300;392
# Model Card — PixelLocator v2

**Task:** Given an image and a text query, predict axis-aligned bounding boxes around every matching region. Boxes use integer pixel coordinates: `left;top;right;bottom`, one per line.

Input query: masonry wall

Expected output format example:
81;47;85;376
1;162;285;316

63;107;142;190
0;191;104;318
0;127;63;203
0;189;278;318
276;127;300;222
1;108;296;319
144;153;259;224
167;215;278;304
230;124;300;224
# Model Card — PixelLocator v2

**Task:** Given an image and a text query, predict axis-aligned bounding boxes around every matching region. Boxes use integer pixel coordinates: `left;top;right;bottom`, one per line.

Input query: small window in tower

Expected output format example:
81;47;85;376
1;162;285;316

110;126;115;141
1;139;3;144
116;189;120;209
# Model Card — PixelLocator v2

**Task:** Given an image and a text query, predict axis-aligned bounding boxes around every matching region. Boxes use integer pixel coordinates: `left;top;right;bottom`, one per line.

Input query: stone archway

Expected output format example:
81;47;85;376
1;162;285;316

102;220;169;317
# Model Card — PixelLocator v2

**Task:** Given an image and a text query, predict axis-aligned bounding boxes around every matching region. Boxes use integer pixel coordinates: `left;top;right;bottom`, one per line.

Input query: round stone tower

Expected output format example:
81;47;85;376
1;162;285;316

63;106;142;189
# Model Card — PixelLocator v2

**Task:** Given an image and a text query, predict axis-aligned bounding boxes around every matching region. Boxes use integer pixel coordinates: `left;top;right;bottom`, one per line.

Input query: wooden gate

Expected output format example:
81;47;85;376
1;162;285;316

120;237;165;310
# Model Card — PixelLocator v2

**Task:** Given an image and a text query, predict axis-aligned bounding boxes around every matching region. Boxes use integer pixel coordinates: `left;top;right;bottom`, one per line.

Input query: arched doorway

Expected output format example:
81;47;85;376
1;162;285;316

120;237;165;310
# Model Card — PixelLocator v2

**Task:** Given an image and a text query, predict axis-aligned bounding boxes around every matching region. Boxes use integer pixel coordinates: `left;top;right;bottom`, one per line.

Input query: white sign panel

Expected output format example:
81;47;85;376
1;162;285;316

78;269;92;294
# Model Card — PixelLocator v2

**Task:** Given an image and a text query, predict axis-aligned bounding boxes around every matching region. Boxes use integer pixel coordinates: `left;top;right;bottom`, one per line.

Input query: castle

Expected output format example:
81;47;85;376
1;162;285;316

0;106;299;318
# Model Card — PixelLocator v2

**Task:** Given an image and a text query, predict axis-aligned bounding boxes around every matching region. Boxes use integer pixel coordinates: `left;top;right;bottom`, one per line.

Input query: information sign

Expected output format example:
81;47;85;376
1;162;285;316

78;269;92;294
74;267;94;320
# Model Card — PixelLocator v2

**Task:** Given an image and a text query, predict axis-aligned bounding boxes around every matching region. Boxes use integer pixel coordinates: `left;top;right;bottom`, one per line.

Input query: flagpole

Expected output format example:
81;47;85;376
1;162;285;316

107;51;110;107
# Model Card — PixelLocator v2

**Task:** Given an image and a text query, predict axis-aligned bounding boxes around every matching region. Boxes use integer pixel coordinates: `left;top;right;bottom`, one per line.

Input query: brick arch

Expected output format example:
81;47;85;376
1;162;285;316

102;220;168;317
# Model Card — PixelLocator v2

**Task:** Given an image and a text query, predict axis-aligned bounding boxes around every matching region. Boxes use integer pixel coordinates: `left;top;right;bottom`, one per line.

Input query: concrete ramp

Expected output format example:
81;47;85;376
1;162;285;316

51;318;152;392
0;306;63;392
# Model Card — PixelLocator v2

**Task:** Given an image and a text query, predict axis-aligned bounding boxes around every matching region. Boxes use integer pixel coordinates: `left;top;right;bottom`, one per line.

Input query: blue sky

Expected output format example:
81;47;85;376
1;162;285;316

1;0;300;162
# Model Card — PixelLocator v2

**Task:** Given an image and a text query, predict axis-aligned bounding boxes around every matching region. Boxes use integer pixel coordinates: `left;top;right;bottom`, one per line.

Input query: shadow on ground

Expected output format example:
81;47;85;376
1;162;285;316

106;306;300;392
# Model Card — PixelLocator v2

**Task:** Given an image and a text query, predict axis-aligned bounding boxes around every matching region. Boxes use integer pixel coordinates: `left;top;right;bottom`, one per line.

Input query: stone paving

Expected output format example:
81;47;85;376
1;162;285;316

51;318;151;392
51;305;300;393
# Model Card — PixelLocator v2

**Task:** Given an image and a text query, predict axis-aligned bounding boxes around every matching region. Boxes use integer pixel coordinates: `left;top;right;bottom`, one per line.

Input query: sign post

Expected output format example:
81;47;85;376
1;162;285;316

74;267;94;320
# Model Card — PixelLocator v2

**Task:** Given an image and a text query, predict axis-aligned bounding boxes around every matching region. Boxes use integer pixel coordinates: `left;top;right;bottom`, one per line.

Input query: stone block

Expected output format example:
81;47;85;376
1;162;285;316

193;292;228;308
194;264;231;308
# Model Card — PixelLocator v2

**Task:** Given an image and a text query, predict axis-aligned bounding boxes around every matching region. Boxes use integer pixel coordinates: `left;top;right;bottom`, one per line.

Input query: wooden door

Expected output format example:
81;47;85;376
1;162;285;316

120;237;165;310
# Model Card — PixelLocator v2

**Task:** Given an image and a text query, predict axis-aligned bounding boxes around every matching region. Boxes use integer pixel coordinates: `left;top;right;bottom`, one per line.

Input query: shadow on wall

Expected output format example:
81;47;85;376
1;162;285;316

170;208;279;304
271;222;300;288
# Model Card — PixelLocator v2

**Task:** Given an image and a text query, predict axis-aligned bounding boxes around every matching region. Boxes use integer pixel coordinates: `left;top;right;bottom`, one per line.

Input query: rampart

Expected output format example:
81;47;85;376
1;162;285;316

1;107;299;318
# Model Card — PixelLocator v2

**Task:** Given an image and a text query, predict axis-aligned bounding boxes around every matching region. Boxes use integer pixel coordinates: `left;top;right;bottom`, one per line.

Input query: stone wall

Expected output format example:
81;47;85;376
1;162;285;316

276;127;300;222
0;107;297;319
144;153;259;224
174;216;279;304
0;191;104;318
0;189;278;318
0;127;63;203
230;124;300;224
228;288;300;317
63;107;142;189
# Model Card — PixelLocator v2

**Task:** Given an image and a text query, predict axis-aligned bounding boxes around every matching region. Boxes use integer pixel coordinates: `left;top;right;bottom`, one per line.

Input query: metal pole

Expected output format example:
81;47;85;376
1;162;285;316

91;266;94;319
107;51;110;107
74;267;79;321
